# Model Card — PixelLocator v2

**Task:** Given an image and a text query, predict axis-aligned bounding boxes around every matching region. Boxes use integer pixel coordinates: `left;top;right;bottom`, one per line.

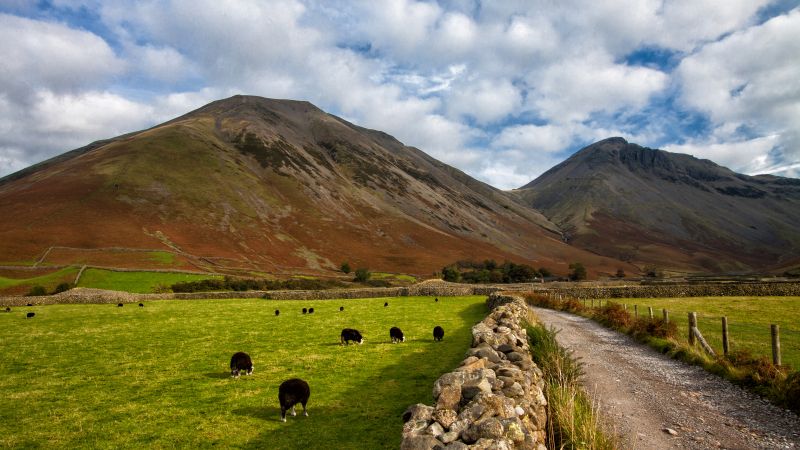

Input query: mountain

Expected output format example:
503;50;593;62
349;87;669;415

513;137;800;273
0;95;629;278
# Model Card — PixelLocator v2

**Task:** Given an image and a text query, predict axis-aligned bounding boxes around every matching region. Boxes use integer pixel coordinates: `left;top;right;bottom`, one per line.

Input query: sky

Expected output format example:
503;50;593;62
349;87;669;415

0;0;798;189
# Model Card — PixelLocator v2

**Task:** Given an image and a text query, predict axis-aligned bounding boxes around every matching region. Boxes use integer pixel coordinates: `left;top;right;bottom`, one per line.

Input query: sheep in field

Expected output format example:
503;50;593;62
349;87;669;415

302;308;307;314
279;378;310;422
230;352;254;378
384;302;389;307
308;308;314;314
433;326;444;341
339;306;344;312
26;312;35;318
340;328;363;345
117;303;123;307
139;303;144;307
389;327;405;343
275;310;280;316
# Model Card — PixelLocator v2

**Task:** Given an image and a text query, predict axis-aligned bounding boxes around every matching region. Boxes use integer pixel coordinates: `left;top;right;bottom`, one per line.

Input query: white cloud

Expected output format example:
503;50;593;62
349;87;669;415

664;134;780;173
0;13;123;100
494;125;573;154
446;78;522;124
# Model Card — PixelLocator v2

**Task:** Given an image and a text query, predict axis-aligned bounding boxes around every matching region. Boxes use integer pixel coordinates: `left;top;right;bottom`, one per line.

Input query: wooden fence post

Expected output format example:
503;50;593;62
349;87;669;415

634;305;638;317
721;317;729;356
662;308;669;324
688;312;697;346
623;304;627;311
648;306;653;319
591;299;594;308
771;324;781;366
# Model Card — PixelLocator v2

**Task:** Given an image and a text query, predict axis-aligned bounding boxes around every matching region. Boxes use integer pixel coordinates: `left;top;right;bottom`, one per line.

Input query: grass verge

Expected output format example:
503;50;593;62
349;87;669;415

527;322;617;450
526;294;800;414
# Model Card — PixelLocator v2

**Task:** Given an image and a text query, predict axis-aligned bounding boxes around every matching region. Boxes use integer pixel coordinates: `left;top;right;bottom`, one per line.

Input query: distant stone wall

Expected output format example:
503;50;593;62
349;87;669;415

518;282;800;299
0;280;503;306
400;294;547;449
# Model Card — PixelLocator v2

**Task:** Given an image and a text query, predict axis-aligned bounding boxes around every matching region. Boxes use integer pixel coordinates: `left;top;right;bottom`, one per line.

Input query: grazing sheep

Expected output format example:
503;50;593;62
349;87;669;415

384;302;389;307
275;310;280;316
26;303;33;307
389;326;405;343
230;352;254;378
302;308;307;314
278;378;310;422
4;307;10;312
117;303;123;307
340;328;363;345
435;297;439;302
433;326;444;341
26;312;35;319
308;308;314;314
339;306;344;312
138;303;144;307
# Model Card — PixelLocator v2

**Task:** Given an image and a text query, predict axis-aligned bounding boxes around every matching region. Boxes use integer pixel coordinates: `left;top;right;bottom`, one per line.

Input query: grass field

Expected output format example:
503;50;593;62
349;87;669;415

609;297;800;369
0;266;80;294
76;269;222;293
0;296;487;448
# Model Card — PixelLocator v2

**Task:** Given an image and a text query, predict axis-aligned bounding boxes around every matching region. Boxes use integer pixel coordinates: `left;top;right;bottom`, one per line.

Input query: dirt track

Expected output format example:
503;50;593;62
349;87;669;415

531;306;800;449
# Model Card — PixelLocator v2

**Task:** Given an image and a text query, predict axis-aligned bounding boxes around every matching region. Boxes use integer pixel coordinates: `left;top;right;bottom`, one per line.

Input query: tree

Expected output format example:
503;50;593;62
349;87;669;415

354;268;371;282
568;262;587;281
441;265;460;282
615;268;626;278
340;262;351;274
538;267;552;278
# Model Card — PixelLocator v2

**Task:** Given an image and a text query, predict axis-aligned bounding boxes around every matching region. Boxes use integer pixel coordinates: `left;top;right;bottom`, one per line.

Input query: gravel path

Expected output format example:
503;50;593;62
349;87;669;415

531;306;800;449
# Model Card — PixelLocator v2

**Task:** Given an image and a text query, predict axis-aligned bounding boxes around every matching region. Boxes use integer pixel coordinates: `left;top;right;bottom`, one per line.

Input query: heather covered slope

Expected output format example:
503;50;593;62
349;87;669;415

514;137;800;273
0;95;627;276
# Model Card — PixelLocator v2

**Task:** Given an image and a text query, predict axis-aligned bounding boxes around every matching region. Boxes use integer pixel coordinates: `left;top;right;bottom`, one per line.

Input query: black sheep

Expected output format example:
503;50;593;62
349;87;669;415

275;310;280;316
384;302;389;307
26;303;32;307
308;308;314;314
302;308;307;314
138;303;144;307
230;352;254;378
4;307;10;312
117;303;123;307
339;306;344;312
26;312;35;319
340;328;363;345
389;327;405;343
435;297;439;302
433;326;444;341
278;378;310;422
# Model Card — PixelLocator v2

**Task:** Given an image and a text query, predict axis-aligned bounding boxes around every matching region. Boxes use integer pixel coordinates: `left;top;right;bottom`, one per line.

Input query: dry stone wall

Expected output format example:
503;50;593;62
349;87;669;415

519;282;800;299
400;294;547;450
0;280;502;306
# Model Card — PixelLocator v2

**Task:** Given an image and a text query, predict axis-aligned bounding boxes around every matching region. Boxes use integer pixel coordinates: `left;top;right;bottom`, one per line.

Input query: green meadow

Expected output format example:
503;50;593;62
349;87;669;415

609;296;800;369
76;268;222;293
0;266;80;293
0;296;487;449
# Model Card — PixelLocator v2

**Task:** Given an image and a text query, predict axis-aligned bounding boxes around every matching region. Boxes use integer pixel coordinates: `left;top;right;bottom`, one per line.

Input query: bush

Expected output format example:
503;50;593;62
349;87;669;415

615;268;626;278
441;265;460;282
594;302;634;329
538;267;552;278
354;268;371;283
27;285;47;296
340;262;351;274
52;282;73;294
568;262;587;281
630;317;677;339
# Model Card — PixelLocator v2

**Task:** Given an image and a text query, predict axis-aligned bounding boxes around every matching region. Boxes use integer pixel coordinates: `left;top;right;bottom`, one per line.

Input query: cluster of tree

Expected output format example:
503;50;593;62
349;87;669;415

26;282;74;296
341;262;373;283
441;260;553;284
171;276;344;293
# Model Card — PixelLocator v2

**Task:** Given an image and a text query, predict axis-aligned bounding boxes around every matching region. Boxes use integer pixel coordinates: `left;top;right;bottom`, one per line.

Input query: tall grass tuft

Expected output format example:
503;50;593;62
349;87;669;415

527;324;617;450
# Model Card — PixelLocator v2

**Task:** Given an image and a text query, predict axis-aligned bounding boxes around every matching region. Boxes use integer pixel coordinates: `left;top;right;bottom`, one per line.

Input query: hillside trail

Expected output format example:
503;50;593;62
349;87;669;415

530;306;800;449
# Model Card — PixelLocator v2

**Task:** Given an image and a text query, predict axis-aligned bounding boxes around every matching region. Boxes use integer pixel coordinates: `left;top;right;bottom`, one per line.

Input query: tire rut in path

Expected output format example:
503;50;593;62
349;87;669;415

531;306;799;449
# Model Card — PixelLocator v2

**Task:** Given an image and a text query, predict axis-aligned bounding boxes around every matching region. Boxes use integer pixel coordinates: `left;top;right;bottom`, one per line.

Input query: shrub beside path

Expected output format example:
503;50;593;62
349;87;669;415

531;306;800;450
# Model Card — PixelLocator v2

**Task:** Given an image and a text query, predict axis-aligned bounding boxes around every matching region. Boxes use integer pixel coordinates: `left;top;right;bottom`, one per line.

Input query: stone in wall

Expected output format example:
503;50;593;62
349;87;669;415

400;294;547;450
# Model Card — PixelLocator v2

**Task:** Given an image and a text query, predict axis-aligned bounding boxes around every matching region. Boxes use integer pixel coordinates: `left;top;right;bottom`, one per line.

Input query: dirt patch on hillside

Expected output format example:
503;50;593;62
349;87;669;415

531;307;799;449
